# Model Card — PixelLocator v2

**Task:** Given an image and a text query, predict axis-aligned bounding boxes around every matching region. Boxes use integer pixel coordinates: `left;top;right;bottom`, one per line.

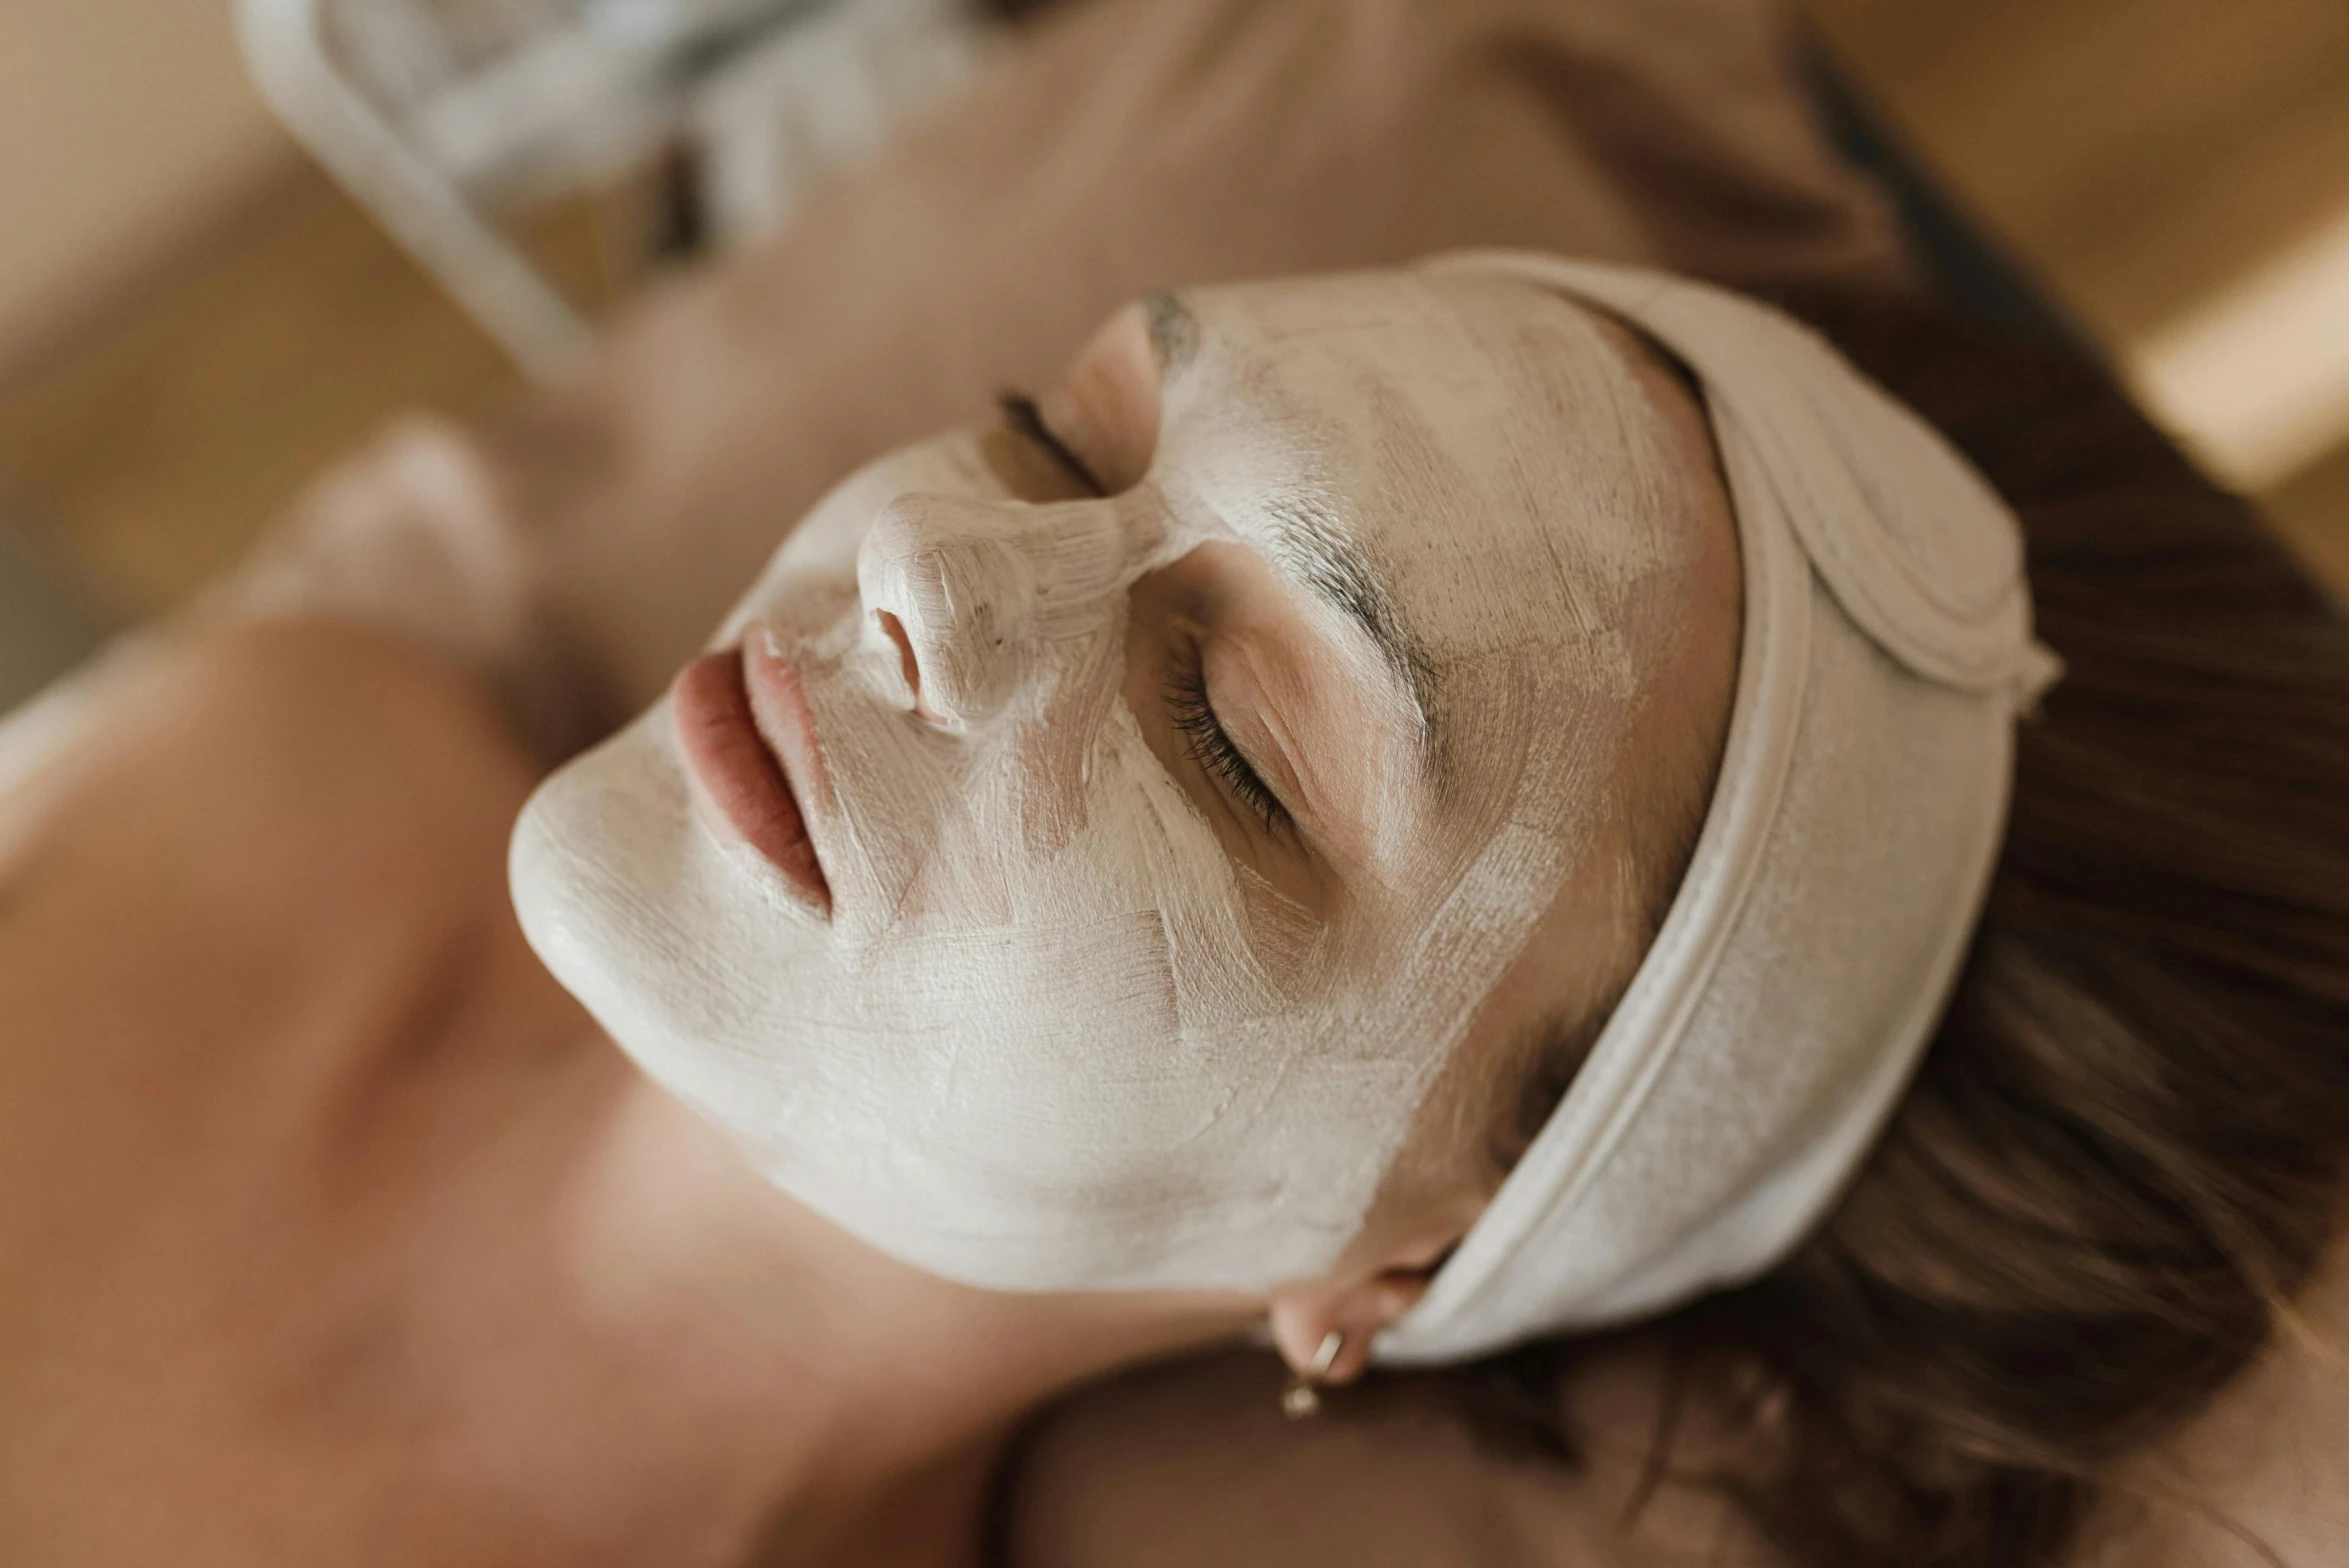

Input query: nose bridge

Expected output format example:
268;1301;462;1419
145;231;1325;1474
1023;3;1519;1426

857;492;1158;726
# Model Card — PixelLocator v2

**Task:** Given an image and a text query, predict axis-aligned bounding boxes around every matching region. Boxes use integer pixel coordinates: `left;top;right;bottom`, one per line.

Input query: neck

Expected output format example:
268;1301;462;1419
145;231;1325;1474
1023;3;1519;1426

574;1066;1258;1568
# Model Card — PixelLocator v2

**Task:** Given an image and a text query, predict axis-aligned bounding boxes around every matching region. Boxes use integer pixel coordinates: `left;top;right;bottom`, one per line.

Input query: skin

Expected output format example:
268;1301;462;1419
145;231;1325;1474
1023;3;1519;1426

4;278;2339;1566
0;623;1249;1567
0;273;1741;1560
1017;277;1741;1368
1007;1229;2349;1568
512;269;1747;1333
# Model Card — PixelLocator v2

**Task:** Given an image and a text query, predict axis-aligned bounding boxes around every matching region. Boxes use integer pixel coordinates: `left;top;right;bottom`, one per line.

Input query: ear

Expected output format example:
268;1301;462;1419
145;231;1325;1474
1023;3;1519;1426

1266;1229;1456;1386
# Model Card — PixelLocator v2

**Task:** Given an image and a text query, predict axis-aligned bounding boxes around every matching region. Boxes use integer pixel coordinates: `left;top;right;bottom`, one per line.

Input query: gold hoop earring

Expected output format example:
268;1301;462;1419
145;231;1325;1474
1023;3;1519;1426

1280;1329;1344;1420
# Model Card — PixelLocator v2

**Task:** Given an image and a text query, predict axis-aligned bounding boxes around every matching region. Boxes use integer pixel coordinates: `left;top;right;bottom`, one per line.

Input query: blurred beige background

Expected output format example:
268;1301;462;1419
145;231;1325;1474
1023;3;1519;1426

1;0;2345;619
0;0;288;371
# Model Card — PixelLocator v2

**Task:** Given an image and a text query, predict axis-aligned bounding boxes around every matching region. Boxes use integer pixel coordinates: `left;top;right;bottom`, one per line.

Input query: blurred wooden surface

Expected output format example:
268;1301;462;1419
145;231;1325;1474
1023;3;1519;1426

0;168;518;615
2268;441;2349;598
1;0;2345;618
1804;0;2349;342
1802;0;2349;583
0;0;290;371
0;165;638;617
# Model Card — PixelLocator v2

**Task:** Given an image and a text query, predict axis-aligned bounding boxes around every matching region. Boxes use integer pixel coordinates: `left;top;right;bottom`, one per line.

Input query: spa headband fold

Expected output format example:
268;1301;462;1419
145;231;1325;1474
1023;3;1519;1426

1379;254;2062;1365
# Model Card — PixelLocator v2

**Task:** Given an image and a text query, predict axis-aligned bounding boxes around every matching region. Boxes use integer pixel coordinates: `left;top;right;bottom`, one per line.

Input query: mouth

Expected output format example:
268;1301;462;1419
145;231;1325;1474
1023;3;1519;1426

671;640;834;916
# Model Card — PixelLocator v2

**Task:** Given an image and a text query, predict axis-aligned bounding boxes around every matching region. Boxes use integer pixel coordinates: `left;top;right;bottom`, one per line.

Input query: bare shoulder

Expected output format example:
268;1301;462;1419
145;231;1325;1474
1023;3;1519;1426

1012;1252;2349;1568
0;619;669;1564
2;618;536;925
120;617;539;817
1007;1347;1774;1568
0;617;544;1084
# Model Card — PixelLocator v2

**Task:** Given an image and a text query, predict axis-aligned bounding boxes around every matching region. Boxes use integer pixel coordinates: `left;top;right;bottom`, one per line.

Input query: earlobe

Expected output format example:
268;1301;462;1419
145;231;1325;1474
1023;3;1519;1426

1267;1265;1436;1389
1277;1327;1346;1419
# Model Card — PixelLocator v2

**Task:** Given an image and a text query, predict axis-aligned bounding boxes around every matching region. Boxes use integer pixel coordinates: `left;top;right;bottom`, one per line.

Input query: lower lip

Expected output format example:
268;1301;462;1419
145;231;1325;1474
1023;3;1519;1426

671;648;832;915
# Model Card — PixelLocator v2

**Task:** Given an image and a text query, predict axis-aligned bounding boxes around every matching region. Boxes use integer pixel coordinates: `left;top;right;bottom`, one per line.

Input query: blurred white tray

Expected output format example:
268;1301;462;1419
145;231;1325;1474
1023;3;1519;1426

238;0;996;378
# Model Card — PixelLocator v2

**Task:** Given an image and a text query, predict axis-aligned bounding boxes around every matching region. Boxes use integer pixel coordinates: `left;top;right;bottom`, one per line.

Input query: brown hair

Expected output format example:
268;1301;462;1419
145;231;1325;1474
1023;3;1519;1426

1481;290;2349;1567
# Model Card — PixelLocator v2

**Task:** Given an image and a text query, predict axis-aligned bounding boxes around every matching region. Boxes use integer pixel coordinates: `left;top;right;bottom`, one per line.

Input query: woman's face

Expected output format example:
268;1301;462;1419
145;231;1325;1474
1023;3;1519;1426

511;270;1736;1294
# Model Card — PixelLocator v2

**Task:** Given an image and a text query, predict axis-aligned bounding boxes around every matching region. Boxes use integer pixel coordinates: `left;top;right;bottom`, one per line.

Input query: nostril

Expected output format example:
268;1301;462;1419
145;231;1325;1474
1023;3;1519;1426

873;609;933;719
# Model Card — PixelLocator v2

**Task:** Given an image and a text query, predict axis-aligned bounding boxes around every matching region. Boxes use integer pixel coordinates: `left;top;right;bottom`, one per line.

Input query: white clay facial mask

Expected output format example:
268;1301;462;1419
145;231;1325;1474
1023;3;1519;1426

511;270;1701;1291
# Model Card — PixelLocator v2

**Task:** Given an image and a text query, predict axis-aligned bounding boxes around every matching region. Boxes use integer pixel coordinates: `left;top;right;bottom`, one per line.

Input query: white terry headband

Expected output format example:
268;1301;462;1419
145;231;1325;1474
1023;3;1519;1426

1379;254;2063;1364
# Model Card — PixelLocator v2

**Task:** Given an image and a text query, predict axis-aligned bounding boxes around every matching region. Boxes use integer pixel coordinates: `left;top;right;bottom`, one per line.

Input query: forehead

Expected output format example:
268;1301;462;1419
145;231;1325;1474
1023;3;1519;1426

1151;271;1697;767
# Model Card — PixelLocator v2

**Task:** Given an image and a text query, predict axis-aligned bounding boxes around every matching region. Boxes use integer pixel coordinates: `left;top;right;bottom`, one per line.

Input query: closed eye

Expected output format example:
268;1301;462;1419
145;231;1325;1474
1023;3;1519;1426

1164;636;1293;837
999;391;1105;496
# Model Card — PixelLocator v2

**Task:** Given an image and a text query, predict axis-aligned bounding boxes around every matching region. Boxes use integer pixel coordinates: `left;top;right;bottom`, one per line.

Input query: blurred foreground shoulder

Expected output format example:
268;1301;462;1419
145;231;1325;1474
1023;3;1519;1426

1008;1346;1775;1568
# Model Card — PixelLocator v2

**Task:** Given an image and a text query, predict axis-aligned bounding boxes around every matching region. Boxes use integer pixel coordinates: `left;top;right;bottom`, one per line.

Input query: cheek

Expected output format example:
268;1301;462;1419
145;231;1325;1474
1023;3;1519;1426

1114;585;1284;891
1010;639;1124;858
1234;861;1323;993
830;651;1218;946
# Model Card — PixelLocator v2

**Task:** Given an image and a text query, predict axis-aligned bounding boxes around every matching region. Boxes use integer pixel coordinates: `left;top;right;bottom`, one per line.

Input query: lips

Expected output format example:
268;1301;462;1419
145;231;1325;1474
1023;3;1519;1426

671;643;833;915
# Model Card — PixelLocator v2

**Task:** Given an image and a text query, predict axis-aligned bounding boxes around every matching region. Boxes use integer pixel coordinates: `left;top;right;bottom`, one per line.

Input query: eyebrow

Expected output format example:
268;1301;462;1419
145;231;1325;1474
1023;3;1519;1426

1142;290;1200;374
1260;499;1446;780
1142;290;1445;780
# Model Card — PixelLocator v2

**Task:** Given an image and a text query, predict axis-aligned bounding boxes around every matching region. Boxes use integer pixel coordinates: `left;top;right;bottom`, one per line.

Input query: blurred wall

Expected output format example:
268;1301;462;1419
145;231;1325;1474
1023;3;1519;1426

0;0;292;374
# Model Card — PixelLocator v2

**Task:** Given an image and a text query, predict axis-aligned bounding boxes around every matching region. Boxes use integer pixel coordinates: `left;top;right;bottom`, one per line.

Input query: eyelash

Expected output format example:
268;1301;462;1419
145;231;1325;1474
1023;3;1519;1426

999;391;1104;496
1164;639;1293;837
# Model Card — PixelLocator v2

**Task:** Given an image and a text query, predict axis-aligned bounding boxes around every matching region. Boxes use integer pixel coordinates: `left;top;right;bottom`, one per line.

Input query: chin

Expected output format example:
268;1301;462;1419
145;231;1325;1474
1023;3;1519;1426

509;710;770;1117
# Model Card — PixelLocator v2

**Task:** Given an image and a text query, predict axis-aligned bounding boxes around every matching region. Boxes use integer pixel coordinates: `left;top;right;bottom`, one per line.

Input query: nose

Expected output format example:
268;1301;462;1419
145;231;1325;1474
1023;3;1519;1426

855;492;1143;729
